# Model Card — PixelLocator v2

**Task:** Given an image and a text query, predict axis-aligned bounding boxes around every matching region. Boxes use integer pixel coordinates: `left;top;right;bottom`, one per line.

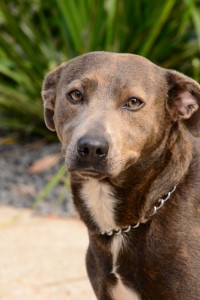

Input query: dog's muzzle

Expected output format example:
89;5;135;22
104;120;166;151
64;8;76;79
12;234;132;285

68;135;109;177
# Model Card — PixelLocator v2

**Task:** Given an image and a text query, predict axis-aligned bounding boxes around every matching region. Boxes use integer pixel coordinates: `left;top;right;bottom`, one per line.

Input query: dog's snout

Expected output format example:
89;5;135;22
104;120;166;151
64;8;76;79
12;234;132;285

77;136;109;163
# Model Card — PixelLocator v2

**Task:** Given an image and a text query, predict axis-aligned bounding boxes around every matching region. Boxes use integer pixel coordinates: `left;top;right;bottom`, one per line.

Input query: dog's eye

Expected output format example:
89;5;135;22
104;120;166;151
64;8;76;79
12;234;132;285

67;90;83;103
123;97;144;111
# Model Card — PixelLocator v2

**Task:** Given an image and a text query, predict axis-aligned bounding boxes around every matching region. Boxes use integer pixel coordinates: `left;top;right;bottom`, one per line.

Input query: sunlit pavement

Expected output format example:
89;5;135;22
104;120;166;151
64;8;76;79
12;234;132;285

0;206;96;300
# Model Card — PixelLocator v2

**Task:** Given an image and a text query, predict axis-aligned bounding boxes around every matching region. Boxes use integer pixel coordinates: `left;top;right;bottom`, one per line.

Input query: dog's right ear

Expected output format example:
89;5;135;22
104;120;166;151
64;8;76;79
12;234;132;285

41;65;64;131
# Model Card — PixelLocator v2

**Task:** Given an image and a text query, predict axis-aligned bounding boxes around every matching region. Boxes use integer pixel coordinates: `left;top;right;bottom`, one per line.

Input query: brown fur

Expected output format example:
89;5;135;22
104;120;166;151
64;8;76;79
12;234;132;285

42;52;200;300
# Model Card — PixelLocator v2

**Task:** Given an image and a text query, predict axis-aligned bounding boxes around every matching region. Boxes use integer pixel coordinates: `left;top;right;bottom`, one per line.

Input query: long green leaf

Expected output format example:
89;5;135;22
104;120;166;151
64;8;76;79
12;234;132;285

34;165;67;205
140;0;176;56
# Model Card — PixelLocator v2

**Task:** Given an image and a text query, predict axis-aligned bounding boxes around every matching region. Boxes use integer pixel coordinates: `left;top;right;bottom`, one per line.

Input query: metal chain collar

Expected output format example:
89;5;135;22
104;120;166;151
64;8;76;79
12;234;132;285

100;185;177;236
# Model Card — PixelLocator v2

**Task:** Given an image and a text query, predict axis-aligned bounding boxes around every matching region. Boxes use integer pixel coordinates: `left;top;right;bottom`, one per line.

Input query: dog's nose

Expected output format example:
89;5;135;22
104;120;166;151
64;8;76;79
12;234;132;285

77;136;109;163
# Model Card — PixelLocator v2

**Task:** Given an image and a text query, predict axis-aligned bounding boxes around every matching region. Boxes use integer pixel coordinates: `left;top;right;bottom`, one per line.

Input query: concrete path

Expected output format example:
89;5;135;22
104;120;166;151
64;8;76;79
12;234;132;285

0;206;96;300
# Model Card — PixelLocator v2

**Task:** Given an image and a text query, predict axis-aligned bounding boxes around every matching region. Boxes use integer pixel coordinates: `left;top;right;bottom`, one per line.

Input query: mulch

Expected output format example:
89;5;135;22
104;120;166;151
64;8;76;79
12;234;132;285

0;140;74;216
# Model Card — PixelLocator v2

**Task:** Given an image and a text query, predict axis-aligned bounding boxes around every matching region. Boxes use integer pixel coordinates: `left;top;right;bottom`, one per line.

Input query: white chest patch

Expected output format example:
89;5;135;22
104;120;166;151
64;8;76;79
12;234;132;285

110;236;141;300
111;235;124;281
81;179;140;300
110;277;140;300
81;179;117;232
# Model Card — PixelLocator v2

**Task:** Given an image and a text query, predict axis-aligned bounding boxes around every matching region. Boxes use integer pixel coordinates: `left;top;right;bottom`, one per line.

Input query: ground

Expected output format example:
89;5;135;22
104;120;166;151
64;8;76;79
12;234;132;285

0;141;95;299
0;140;74;215
0;206;95;300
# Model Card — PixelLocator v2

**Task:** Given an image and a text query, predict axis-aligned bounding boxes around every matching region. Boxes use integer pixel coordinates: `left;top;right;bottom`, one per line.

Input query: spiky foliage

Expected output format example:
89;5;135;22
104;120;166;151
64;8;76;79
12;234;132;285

0;0;200;138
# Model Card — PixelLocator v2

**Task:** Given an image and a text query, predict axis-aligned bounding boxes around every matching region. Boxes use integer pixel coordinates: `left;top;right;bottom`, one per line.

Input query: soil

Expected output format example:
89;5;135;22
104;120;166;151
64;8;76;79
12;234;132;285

0;140;75;216
0;205;95;300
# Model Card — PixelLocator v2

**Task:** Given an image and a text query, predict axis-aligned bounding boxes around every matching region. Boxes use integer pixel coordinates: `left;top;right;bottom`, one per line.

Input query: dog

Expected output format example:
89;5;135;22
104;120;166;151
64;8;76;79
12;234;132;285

42;52;200;300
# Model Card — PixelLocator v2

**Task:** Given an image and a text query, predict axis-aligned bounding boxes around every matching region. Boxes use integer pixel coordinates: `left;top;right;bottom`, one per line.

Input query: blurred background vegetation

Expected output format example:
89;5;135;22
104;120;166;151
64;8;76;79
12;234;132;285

0;0;200;141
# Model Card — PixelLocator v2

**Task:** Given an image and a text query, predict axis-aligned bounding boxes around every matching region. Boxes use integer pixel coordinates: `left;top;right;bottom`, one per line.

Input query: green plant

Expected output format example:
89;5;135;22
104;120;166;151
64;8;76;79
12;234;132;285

0;0;200;139
34;164;68;207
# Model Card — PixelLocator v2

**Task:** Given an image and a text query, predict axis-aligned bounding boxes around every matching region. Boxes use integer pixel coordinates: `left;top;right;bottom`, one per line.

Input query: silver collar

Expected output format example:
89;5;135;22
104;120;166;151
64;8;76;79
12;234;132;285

100;185;177;236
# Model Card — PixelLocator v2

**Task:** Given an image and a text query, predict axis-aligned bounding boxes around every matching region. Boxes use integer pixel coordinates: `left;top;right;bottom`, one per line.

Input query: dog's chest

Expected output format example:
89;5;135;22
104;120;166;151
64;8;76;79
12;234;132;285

81;179;117;232
110;236;140;300
81;179;140;300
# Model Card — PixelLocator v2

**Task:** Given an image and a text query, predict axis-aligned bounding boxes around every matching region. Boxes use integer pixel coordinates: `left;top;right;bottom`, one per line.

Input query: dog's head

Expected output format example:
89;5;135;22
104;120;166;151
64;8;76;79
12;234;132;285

42;52;200;179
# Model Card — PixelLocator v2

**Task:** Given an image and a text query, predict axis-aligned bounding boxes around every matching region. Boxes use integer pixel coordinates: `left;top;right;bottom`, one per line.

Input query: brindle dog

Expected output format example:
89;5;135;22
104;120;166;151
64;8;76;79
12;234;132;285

42;52;200;300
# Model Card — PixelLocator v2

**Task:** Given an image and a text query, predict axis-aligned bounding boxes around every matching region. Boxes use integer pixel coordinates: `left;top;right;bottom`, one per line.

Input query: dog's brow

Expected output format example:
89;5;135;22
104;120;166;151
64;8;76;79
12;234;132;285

81;78;98;90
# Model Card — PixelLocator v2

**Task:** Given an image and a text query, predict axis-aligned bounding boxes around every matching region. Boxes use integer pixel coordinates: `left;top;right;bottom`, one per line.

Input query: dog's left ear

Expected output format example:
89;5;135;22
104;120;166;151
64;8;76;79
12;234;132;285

166;70;200;136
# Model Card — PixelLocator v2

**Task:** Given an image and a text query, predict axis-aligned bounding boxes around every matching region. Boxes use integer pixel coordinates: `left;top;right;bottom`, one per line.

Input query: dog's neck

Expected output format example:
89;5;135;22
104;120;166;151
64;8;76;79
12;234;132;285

140;125;193;222
71;124;193;233
109;125;193;226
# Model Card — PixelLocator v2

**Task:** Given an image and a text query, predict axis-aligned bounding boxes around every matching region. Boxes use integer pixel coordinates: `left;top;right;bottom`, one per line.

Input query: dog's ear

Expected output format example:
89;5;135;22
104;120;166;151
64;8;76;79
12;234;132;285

166;70;200;136
41;64;64;131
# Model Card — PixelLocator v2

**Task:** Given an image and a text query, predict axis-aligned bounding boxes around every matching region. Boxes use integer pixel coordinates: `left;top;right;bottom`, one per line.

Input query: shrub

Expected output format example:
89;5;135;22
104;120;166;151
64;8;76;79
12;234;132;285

0;0;200;139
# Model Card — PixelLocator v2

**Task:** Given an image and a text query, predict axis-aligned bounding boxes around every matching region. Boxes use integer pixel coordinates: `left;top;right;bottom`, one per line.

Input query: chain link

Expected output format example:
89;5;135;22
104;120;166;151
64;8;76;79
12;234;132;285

149;185;176;217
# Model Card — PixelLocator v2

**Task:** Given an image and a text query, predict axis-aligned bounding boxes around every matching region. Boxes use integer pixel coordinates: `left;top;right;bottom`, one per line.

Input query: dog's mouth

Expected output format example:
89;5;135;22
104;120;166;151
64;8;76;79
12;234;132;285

67;159;109;179
68;167;108;180
77;169;107;179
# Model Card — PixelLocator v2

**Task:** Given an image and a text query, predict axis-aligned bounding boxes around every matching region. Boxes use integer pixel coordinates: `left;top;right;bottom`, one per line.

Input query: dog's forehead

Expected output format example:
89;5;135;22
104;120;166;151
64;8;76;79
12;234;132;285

60;52;165;85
